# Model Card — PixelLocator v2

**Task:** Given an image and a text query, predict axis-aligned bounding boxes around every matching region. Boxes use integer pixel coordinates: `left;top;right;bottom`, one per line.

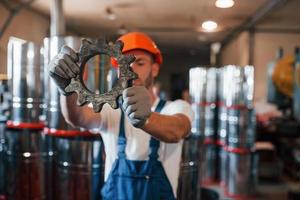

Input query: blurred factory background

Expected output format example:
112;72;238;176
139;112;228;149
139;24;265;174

0;0;300;199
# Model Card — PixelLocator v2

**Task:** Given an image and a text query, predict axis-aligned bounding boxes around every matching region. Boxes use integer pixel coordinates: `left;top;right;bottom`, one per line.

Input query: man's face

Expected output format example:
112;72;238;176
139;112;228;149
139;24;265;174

124;50;159;88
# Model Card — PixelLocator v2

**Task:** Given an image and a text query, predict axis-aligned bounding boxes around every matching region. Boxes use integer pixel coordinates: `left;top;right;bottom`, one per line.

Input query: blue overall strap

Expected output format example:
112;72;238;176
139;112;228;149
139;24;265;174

118;110;126;158
149;99;166;160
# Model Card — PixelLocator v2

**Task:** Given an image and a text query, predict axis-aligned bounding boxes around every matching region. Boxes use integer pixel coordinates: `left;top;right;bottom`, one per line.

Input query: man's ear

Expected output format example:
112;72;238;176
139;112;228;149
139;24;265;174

152;63;160;78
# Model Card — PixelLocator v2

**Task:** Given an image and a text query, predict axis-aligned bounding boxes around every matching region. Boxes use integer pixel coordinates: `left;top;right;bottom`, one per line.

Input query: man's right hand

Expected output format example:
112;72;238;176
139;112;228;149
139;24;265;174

48;45;80;95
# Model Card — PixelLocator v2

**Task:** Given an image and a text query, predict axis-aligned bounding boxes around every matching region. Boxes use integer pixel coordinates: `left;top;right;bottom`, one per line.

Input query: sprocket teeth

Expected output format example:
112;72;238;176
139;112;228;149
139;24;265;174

64;39;138;113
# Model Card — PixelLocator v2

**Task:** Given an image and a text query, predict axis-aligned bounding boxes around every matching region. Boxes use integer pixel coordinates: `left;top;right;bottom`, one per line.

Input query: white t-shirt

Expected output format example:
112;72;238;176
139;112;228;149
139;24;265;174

98;98;194;196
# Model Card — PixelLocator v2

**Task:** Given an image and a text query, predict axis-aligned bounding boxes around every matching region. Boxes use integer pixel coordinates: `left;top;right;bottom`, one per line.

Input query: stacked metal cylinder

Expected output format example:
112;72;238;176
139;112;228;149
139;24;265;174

43;36;105;200
177;67;207;200
0;77;10;200
5;37;48;200
188;65;257;199
202;68;219;184
222;65;257;198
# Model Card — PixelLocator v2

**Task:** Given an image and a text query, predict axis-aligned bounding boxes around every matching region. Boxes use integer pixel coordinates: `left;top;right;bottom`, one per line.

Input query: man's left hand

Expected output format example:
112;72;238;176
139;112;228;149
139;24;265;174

122;86;152;128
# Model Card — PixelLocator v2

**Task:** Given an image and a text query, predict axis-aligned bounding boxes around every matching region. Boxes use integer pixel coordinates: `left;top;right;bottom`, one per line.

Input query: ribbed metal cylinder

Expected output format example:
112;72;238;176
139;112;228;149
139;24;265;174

217;67;230;146
201;144;217;184
177;135;202;200
53;135;104;200
43;36;81;130
227;66;255;149
204;68;218;141
189;67;207;135
226;152;258;198
0;78;10;197
4;128;50;200
7;38;44;123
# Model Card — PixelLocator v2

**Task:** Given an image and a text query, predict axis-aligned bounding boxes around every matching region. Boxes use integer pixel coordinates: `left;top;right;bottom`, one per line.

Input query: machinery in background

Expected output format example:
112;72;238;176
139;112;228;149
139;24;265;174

262;47;300;181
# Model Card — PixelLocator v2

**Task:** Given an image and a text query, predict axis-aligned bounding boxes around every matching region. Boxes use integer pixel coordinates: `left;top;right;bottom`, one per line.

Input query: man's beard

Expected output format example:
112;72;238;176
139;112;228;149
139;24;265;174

144;72;153;89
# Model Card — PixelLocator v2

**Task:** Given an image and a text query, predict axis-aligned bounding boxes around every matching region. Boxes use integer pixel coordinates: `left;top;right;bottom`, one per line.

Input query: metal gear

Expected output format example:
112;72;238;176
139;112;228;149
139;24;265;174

64;38;138;112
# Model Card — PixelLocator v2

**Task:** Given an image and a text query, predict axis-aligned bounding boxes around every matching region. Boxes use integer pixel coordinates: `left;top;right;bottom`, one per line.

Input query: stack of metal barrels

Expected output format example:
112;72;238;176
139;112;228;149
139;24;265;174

177;67;207;200
188;65;257;199
43;36;105;200
5;37;48;200
223;65;257;199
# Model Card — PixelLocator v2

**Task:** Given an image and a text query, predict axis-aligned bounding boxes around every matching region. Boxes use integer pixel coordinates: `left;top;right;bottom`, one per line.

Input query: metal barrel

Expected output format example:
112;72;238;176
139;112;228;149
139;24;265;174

4;128;49;200
0;78;10;197
7;38;44;123
52;133;104;200
201;144;217;184
202;68;218;185
177;134;202;200
43;36;82;130
204;68;218;141
225;151;258;198
43;36;107;200
189;67;207;135
216;67;230;185
227;66;255;149
5;37;50;200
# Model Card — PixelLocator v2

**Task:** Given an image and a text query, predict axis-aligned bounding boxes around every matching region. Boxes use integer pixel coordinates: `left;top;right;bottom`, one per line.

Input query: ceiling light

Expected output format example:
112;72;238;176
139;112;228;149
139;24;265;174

106;7;116;20
215;0;235;8
117;25;127;35
202;20;218;32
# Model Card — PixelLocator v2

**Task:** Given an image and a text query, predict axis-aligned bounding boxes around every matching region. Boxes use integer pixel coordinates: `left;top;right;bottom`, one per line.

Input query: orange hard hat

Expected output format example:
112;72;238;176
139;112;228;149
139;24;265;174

111;32;163;67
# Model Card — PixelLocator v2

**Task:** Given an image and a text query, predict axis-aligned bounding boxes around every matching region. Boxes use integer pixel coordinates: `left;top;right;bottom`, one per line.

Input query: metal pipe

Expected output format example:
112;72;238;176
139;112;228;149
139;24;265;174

50;0;66;37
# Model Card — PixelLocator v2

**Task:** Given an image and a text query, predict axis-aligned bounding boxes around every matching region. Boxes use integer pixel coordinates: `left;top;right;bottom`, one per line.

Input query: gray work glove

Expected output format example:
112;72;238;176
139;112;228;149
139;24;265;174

122;86;152;128
48;45;80;95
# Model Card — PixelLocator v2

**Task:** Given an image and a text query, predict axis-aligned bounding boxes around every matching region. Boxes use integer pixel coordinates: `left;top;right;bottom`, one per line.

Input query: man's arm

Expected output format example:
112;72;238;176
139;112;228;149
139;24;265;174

60;93;101;129
141;113;191;143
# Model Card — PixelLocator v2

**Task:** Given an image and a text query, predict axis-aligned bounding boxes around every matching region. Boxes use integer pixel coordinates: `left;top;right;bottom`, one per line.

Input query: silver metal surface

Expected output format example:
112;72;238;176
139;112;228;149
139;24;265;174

204;68;218;140
0;122;5;195
227;108;256;149
177;135;202;200
189;67;207;135
7;37;44;123
226;152;258;198
218;147;228;186
64;39;138;112
53;136;104;200
201;144;217;184
43;36;81;129
50;0;65;37
4;129;51;200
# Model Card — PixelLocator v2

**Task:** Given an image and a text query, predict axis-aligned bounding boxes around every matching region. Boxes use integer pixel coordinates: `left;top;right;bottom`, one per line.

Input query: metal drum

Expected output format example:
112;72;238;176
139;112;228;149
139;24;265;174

204;68;218;142
7;38;44;123
177;134;202;200
53;133;104;200
201;144;217;185
216;66;231;184
4;128;49;200
189;67;207;135
0;78;10;197
43;36;82;129
226;151;258;199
